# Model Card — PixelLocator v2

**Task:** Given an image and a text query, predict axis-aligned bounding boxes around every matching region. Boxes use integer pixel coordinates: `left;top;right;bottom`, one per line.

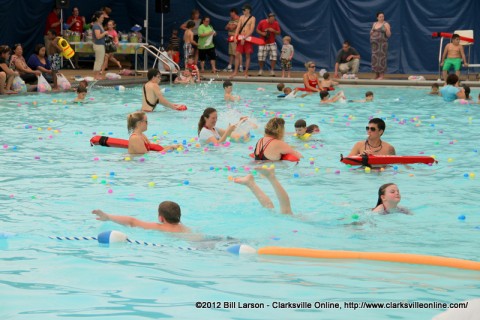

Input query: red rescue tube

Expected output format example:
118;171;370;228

431;32;474;43
228;35;266;46
90;136;164;152
340;154;436;166
249;153;300;162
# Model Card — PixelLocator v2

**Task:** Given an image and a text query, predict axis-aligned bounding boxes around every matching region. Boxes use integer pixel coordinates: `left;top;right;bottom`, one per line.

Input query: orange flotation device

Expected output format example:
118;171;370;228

90;136;164;152
340;154;436;166
257;247;480;271
431;32;474;43
249;153;299;162
57;37;75;59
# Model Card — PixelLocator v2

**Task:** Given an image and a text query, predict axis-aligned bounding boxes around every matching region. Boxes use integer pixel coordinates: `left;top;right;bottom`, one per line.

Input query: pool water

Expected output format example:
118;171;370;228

1;82;479;319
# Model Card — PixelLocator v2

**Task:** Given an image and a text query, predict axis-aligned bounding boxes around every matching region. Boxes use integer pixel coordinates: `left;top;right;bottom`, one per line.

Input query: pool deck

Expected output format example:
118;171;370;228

58;68;480;88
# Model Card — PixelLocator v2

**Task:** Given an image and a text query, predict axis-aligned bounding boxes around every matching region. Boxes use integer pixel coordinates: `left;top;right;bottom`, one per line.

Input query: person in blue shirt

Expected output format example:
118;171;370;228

440;74;465;102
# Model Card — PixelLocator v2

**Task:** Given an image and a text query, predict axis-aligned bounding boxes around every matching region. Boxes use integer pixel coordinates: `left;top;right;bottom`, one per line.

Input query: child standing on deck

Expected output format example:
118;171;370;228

280;36;294;78
440;34;468;82
183;21;198;69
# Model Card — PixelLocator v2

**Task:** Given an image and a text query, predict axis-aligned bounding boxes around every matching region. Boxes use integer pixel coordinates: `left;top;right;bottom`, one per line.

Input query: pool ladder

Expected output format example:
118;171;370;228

135;45;181;85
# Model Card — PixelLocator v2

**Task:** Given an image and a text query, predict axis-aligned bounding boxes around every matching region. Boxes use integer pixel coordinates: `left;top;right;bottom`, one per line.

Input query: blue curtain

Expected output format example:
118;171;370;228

1;0;478;73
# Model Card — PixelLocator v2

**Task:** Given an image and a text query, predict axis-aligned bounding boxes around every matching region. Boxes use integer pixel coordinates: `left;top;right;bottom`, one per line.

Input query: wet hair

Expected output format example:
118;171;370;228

304;61;314;69
431;83;439;89
306;124;320;133
77;86;87;94
223;80;232;89
462;84;471;99
451;34;460;40
446;74;459;85
186;20;195;29
147;68;160;80
376;183;396;207
294;119;307;128
91;11;104;23
34;43;45;55
283;36;291;43
365;91;374;97
127;111;146;133
369;118;386;132
264;117;285;139
376;11;384;18
198;107;217;135
320;91;329;99
277;83;285;91
158;201;181;224
323;72;330;80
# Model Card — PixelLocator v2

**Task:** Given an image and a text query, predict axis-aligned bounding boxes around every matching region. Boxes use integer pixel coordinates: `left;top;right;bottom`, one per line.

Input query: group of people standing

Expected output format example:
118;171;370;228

170;6;392;79
44;6;122;80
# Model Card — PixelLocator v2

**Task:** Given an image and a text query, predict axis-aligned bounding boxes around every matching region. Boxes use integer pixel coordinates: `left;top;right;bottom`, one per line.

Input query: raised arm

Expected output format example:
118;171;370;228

92;210;159;230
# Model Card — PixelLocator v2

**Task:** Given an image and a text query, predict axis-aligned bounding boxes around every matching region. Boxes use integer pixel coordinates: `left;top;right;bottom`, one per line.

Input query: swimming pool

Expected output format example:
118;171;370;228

1;82;479;319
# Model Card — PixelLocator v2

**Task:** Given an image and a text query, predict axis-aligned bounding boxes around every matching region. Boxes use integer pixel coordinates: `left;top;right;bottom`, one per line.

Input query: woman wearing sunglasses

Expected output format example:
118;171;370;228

348;118;395;156
297;61;321;93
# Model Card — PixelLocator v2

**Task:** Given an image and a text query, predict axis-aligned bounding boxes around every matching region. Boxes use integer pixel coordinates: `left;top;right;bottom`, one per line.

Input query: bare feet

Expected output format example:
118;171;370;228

244;72;249;78
229;73;237;79
255;166;275;179
234;174;254;186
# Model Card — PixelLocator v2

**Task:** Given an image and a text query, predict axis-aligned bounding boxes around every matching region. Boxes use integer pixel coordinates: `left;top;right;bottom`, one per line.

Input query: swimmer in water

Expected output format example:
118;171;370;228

372;183;411;214
127;111;180;154
223;80;240;102
92;201;190;233
73;86;87;102
294;119;320;140
348;118;395;156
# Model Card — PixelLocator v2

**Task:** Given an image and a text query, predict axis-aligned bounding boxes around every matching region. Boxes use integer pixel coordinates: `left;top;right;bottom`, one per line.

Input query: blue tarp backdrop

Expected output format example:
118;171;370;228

1;0;478;74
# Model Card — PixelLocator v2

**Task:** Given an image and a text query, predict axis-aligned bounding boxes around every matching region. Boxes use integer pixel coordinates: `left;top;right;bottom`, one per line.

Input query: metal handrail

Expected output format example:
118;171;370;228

135;45;180;85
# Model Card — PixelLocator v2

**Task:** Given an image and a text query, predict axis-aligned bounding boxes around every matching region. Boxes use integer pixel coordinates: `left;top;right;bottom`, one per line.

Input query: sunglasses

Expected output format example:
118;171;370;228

365;126;377;131
309;65;315;68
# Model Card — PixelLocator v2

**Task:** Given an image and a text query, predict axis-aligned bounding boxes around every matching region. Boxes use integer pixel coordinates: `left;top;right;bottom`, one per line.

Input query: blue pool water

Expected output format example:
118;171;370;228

1;82;479;319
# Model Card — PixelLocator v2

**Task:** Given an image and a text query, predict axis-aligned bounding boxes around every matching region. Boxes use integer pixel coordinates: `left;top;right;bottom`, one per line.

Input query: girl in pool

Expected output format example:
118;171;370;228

254;117;302;161
372;183;411;214
127;111;179;154
197;107;249;144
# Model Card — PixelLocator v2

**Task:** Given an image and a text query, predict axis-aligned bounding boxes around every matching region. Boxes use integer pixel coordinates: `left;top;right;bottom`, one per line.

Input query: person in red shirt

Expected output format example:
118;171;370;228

44;7;62;56
256;13;281;77
66;7;85;33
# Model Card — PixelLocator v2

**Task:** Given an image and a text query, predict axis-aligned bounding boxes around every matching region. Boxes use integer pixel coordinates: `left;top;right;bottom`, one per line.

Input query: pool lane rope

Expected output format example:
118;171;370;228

49;230;196;251
228;245;480;271
46;231;480;270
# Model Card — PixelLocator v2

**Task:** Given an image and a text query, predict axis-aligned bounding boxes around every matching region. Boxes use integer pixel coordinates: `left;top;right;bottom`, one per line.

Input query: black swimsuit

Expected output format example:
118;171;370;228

254;138;275;160
143;85;159;110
